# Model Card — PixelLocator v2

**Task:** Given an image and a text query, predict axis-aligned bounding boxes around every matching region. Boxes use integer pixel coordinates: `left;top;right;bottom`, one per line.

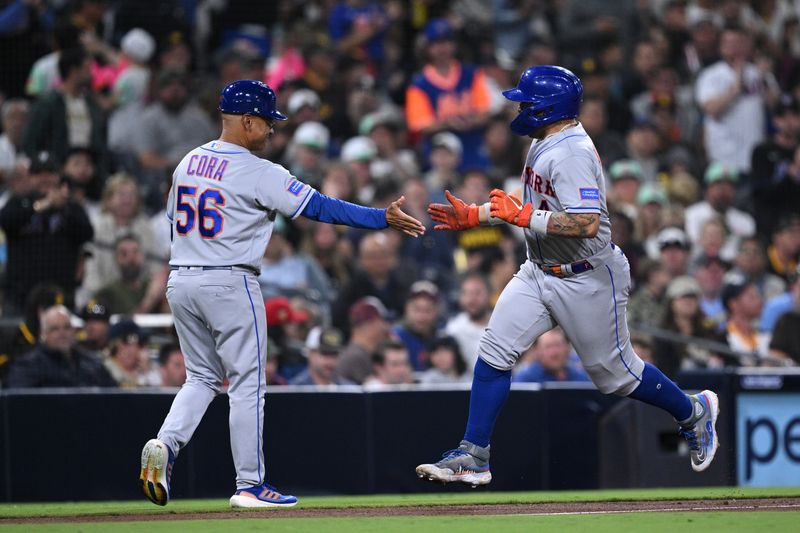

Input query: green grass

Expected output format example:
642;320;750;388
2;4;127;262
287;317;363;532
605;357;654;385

0;487;798;519
0;513;798;533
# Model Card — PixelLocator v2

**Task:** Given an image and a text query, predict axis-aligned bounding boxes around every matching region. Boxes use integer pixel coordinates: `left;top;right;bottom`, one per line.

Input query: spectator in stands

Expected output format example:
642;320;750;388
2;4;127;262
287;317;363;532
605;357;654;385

158;343;186;388
624;119;663;183
684;163;755;257
82;173;162;301
103;319;155;388
445;271;492;371
0;99;29;185
299;222;353;296
721;273;770;363
692;253;729;330
607;159;643;220
393;280;441;371
76;298;110;355
4;305;116;388
764;146;800;240
0;151;93;314
340;135;378;204
22;47;107;177
405;18;492;171
265;337;287;386
657;227;691;278
423;132;462;200
290;327;351;386
653;275;723;377
338;297;392;384
761;265;800;333
258;215;332;305
264;296;311;381
0;284;64;379
61;147;101;221
694;25;771;173
579;95;627;165
769;267;800;364
637;183;670;259
332;232;409;333
328;0;388;70
732;237;786;303
364;340;414;387
628;258;671;328
360;109;419;184
285;121;330;188
764;214;800;283
94;234;164;315
24;21;82;97
750;96;800;225
133;68;216;201
418;335;468;384
691;217;728;262
515;328;590;384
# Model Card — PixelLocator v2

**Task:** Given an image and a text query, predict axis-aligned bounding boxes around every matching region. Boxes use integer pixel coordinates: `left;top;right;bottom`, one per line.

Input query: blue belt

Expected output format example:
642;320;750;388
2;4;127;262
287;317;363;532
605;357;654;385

538;259;594;278
170;264;260;276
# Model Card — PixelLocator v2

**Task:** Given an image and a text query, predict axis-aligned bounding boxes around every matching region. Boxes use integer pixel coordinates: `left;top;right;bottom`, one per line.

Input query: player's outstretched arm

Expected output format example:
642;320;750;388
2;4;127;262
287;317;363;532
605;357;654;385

300;190;425;237
489;188;600;238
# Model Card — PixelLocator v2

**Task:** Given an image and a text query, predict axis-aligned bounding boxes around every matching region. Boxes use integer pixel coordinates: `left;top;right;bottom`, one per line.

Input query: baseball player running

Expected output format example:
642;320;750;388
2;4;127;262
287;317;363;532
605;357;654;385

417;66;719;487
139;80;424;508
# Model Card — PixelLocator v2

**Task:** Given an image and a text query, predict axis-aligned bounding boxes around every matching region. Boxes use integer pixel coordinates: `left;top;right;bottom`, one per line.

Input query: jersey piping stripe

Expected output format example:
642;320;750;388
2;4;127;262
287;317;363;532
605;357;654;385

564;206;601;212
290;188;315;219
243;275;263;485
530;133;587;168
199;147;245;155
605;265;642;383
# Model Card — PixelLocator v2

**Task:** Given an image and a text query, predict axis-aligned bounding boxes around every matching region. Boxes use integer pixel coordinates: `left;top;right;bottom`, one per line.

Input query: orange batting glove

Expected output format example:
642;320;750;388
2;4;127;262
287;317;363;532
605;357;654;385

490;189;532;228
427;190;480;231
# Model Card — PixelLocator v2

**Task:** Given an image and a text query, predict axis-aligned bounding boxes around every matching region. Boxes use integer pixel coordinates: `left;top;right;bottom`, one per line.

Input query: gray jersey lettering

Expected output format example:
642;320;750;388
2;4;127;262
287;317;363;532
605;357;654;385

520;123;611;264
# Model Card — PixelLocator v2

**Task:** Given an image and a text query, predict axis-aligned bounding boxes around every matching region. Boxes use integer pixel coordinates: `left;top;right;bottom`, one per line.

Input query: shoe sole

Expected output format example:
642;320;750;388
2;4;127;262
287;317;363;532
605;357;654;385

692;390;720;473
139;439;170;506
229;494;298;508
415;464;492;487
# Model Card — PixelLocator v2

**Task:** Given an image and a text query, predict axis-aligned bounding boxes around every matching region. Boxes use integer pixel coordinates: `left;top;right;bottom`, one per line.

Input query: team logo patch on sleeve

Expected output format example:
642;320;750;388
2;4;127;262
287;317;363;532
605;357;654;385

580;188;600;200
287;180;304;196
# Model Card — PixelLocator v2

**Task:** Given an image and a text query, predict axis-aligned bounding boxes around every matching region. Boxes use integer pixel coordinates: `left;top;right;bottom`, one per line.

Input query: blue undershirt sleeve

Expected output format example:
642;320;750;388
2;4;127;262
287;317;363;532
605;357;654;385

300;191;389;229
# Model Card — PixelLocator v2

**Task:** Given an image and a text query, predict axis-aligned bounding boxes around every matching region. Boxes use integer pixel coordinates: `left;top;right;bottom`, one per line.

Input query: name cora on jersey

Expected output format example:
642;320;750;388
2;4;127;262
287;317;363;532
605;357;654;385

187;154;229;181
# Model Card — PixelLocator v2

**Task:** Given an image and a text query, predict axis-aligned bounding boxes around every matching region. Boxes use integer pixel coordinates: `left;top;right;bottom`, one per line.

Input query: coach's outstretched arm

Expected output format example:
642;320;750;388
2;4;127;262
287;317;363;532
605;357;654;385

302;191;425;237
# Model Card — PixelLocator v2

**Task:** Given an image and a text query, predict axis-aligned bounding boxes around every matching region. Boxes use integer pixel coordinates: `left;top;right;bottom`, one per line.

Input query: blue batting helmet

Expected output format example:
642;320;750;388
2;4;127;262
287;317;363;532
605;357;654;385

218;80;288;122
502;65;583;136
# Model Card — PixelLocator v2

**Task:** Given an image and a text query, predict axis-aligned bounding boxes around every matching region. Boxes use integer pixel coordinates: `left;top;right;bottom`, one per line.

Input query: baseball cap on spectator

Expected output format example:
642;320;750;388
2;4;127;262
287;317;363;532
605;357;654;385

609;159;643;181
692;253;730;271
305;326;345;355
292;121;329;151
408;280;440;303
81;299;110;322
636;183;668;206
657;227;690;250
424;18;454;42
666;275;701;299
703;162;738;185
431;132;463;158
720;272;751;311
349;296;390;327
29;151;57;174
359;109;403;135
287;89;320;114
774;94;799;116
108;319;146;346
341;136;377;162
265;296;309;326
121;28;155;64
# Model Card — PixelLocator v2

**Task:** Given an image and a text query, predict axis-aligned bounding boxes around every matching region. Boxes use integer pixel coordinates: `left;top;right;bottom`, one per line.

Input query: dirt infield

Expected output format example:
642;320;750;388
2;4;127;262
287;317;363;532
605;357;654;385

3;497;799;524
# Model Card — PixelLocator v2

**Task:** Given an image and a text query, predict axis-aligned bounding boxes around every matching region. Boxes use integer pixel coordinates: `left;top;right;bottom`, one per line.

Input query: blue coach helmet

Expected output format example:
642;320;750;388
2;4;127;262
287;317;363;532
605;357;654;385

218;80;288;122
502;65;583;136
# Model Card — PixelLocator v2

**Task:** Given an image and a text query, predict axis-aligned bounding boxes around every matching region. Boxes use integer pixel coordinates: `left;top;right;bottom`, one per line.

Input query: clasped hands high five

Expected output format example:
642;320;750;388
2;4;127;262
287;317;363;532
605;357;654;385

427;189;532;230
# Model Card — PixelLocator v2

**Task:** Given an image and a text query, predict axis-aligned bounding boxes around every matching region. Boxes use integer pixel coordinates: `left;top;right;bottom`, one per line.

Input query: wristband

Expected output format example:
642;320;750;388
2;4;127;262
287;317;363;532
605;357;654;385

529;209;551;235
479;202;504;226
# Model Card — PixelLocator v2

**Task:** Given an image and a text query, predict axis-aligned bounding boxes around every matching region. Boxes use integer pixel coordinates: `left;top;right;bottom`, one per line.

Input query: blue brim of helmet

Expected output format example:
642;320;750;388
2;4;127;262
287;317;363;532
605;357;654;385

269;110;288;121
502;88;532;102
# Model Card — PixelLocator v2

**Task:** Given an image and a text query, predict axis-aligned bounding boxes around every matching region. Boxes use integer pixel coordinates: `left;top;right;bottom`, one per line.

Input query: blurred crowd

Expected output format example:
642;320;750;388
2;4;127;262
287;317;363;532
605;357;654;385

0;0;799;390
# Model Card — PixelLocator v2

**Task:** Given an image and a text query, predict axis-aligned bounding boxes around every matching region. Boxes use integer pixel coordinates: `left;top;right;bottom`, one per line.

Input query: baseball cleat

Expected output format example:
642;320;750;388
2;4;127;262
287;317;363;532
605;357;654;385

230;483;298;508
415;440;492;487
678;390;720;472
139;439;174;506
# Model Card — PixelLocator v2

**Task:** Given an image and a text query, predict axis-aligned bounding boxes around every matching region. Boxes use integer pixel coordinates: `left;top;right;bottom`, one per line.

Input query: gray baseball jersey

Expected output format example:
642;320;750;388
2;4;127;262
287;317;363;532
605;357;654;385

158;139;316;489
521;123;611;265
480;123;644;396
166;140;315;269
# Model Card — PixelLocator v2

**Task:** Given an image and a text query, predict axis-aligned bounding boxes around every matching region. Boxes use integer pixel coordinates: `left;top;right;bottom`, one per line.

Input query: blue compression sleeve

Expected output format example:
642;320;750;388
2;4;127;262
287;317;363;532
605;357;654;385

463;358;512;448
628;363;692;421
300;191;388;229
